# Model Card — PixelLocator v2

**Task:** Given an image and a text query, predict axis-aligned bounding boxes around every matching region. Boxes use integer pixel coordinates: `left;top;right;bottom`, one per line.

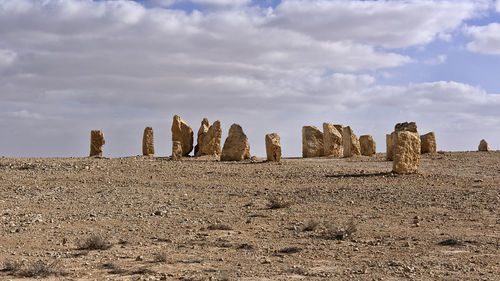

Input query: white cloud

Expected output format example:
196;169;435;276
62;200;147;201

266;0;484;48
497;0;500;12
0;49;17;67
423;55;447;65
148;0;250;7
465;23;500;55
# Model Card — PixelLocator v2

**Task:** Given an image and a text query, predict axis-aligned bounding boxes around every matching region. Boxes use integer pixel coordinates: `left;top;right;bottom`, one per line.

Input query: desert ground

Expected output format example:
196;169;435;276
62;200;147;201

1;151;499;280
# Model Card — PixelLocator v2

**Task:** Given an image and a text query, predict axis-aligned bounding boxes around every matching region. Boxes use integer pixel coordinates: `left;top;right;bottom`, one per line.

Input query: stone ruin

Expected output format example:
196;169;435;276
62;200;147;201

90;130;105;157
420;132;437;154
302;126;324;158
171;115;193;157
171;141;182;160
195;118;222;157
342;126;361;157
142;127;154;156
323;123;343;157
359;135;376;156
265;133;281;162
478;139;490;151
388;122;420;174
221;124;251;161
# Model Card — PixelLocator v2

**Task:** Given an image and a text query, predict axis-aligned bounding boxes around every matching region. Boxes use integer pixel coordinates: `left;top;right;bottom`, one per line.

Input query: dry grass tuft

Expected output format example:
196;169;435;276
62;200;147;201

18;260;66;278
302;220;319;232
207;224;232;231
267;196;292;209
78;235;113;250
153;251;169;263
323;221;357;240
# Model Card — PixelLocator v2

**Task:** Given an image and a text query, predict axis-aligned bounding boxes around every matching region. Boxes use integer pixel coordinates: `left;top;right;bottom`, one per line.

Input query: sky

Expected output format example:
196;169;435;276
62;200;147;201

0;0;499;158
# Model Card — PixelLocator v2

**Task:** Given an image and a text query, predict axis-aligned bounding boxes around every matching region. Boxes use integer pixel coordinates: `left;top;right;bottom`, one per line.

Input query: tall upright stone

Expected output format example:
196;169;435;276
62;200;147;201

420;132;437;154
195;120;222;157
387;122;418;161
323;123;343;157
194;118;210;156
171;115;193;156
142;127;154;156
360;135;376;156
172;141;182;160
386;134;393;160
265;133;281;162
342;126;361;157
90;130;105;157
221;124;251;161
392;130;421;174
478;139;490;151
302;126;324;158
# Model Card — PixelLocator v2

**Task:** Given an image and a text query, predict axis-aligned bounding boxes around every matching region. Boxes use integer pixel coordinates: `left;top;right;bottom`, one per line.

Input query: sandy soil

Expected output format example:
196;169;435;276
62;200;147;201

1;151;499;280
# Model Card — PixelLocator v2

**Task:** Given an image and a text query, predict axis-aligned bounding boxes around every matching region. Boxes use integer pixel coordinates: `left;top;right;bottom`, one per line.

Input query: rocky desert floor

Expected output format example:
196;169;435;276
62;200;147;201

1;151;499;281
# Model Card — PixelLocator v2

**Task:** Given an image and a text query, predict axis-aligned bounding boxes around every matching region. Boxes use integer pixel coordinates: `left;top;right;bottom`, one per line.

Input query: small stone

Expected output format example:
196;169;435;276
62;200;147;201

478;139;490;151
136;255;144;261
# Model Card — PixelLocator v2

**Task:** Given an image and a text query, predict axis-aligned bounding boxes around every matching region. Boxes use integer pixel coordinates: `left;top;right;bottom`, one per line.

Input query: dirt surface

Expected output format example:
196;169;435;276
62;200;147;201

1;152;499;280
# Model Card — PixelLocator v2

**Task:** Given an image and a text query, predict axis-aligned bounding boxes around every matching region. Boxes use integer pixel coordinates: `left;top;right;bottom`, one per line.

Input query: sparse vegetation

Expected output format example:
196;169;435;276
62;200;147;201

277;247;302;254
1;259;22;272
207;224;232;230
131;267;156;275
323;221;357;240
153;251;169;263
78;235;113;250
302;220;319;232
18;260;66;278
267;196;292;209
102;263;127;275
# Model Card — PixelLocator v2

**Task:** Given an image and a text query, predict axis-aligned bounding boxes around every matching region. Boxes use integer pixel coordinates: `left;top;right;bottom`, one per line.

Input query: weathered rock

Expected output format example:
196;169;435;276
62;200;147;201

194;118;210;156
360;135;376;156
265;133;281;162
395;122;418;133
195;120;222;157
420;132;437;154
221;124;251;161
302;126;324;158
142;127;154;156
392;131;421;174
171;115;193;156
386;134;394;161
478;139;490;151
342;126;361;157
323;123;343;157
171;141;182;160
90;130;105;157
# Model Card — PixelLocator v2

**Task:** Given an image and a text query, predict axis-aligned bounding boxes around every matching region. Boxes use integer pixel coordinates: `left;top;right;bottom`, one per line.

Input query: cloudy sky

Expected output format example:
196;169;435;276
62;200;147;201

1;0;499;158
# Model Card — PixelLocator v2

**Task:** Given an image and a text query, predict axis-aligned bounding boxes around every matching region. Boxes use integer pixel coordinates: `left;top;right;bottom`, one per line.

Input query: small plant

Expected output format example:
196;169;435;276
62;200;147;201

131;267;156;275
153;251;168;263
1;259;22;272
302;220;319;232
102;263;127;275
267;196;292;209
78;235;112;250
19;260;65;278
277;247;302;254
207;224;232;231
323;221;357;240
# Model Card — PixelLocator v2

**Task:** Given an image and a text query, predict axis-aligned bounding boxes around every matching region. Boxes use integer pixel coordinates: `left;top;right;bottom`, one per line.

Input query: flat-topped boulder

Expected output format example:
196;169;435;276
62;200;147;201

342;126;361;157
265;133;281;162
392;131;421;174
171;115;193;156
420;132;437;154
360;135;376;156
323;123;343;157
90;130;105;157
302;126;324;158
221;124;251;161
387;121;418;161
142;127;154;156
478;139;490;151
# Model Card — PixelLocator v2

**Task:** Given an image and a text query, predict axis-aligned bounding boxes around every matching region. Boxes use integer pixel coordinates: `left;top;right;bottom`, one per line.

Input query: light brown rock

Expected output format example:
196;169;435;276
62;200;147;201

342;126;361;157
265;133;281;162
221;124;251;161
171;115;193;156
171;141;182;160
90;130;105;157
478;139;490;151
386;134;394;161
195;120;222;157
395;122;418;133
392;131;421;174
420;132;437;154
360;135;376;156
302;126;324;158
323;123;343;157
142;127;154;156
194;118;210;156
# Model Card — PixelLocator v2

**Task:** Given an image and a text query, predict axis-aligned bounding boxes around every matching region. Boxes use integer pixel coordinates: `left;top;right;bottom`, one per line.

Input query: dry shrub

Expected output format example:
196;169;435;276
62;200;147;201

78;235;112;250
153;252;168;263
302;220;319;232
267;196;292;209
1;259;22;272
19;260;66;278
207;224;232;231
323;221;357;240
102;263;127;275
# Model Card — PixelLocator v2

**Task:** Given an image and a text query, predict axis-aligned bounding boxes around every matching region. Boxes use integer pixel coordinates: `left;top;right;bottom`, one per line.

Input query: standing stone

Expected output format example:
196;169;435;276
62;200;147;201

90;130;105;157
342;126;361;157
171;115;193;156
387;121;418;161
360;135;376;156
194;118;210;156
420;132;437;154
196;120;222;157
265;133;281;162
478;139;490;151
172;141;182;160
302;126;324;158
323;123;343;157
392;131;421;174
221;124;251;161
142;127;154;156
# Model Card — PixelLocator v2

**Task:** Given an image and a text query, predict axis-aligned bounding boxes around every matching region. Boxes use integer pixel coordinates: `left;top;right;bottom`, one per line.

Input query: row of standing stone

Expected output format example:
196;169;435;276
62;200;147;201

90;115;282;162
